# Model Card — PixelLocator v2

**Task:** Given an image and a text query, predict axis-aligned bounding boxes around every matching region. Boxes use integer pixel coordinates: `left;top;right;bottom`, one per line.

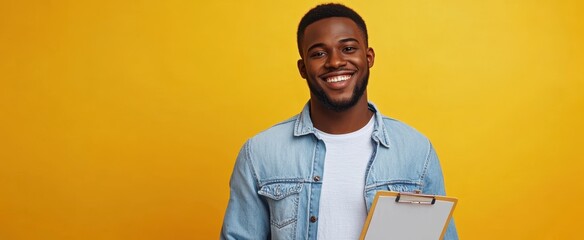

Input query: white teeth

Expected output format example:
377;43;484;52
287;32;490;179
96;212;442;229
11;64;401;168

326;75;351;83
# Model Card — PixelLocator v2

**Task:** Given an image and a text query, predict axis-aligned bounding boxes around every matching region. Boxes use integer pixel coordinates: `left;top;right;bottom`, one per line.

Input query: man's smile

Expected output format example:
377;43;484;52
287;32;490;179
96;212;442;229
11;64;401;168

325;74;351;83
320;70;356;81
317;70;356;90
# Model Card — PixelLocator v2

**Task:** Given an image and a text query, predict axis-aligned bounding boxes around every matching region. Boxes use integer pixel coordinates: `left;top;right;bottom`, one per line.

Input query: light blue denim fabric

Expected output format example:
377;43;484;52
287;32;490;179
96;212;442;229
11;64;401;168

221;102;458;240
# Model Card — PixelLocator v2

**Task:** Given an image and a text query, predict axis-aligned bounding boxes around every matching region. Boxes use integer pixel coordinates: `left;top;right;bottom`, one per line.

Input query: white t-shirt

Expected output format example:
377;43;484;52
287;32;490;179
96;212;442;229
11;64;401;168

315;116;375;240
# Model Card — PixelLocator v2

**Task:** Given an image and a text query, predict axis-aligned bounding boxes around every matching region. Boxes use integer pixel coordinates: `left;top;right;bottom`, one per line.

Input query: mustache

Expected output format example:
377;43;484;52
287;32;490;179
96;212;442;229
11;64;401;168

325;67;354;72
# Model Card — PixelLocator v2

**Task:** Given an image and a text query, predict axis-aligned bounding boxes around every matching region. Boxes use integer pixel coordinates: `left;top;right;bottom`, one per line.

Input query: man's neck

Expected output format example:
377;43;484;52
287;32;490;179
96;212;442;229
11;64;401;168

309;95;374;134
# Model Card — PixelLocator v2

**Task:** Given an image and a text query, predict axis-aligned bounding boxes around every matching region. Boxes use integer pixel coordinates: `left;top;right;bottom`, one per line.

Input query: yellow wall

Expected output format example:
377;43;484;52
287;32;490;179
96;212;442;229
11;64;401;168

1;0;582;239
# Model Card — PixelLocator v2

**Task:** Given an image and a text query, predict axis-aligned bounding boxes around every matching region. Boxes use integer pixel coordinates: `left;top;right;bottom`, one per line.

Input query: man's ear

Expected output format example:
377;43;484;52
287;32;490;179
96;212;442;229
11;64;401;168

297;59;307;79
366;47;375;68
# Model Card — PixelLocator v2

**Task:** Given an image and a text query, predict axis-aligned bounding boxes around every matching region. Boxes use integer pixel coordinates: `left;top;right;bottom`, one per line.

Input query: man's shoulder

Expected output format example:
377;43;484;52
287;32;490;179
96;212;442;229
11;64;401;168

379;114;431;145
241;115;311;162
248;115;299;143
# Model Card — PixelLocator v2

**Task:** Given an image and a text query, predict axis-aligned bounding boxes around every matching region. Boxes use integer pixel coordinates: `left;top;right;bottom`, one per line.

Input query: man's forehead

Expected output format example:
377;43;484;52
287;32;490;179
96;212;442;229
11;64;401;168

304;17;360;36
302;17;365;46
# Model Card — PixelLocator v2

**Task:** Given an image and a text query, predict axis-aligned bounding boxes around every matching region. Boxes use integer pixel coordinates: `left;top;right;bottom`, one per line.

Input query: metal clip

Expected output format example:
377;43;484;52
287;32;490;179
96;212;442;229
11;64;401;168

395;192;436;205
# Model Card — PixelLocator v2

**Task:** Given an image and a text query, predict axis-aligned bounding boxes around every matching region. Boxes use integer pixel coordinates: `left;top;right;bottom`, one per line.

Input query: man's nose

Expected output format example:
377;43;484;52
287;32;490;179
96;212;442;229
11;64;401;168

325;50;346;69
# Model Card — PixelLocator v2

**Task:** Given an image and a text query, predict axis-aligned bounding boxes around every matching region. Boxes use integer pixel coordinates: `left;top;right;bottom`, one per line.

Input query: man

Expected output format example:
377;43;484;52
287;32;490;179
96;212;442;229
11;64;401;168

221;3;458;240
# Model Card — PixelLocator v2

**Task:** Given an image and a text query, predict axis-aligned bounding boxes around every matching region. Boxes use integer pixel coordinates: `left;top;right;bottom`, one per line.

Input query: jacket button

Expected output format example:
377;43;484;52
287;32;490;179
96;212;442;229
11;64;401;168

313;176;320;182
310;216;317;223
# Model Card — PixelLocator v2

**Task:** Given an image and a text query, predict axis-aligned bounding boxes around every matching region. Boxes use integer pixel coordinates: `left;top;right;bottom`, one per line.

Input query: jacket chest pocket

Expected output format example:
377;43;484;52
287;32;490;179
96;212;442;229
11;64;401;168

386;182;422;192
370;181;423;193
258;182;303;230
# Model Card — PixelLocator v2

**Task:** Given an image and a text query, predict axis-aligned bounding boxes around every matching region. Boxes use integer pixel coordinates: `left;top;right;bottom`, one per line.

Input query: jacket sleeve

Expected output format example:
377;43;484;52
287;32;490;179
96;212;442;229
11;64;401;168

423;142;459;240
220;140;270;240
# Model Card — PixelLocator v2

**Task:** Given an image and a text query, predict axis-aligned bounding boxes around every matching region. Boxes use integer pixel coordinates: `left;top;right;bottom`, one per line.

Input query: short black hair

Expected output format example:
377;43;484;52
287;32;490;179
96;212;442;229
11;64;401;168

297;3;368;57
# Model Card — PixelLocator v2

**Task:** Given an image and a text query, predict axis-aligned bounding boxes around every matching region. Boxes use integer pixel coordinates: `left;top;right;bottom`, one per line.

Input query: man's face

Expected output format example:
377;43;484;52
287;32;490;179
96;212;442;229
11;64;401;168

298;17;375;112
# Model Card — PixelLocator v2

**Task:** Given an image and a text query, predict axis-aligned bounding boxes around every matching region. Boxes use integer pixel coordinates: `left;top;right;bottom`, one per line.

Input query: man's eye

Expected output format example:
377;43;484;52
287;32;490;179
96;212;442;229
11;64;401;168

311;52;326;58
344;47;356;52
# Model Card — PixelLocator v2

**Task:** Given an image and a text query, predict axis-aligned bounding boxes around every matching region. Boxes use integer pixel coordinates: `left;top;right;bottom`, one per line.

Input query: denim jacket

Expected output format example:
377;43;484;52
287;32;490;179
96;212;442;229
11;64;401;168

221;102;458;240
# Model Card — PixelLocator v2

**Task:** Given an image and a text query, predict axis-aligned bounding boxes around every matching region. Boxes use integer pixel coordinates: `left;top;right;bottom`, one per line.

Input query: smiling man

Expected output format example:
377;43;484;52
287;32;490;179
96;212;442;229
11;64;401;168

221;3;457;240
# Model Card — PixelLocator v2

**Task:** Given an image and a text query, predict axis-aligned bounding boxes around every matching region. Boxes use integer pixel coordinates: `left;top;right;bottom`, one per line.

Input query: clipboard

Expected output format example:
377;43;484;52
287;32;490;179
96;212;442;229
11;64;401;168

359;191;457;240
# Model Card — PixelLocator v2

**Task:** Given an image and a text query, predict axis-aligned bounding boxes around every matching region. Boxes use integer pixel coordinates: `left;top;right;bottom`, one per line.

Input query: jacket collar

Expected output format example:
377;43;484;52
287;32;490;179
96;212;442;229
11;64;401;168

293;102;391;148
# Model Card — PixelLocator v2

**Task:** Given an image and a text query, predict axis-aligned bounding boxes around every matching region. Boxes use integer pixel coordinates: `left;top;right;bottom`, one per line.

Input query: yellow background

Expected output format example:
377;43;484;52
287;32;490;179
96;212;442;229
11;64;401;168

1;0;582;239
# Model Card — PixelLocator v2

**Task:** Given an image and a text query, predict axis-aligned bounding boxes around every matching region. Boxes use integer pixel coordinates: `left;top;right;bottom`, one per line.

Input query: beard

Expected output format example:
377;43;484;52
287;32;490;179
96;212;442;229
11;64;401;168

306;70;369;112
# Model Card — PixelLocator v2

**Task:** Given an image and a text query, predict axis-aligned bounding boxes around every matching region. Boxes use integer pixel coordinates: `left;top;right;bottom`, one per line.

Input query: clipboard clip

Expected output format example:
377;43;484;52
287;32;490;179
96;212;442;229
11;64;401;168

395;192;436;205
